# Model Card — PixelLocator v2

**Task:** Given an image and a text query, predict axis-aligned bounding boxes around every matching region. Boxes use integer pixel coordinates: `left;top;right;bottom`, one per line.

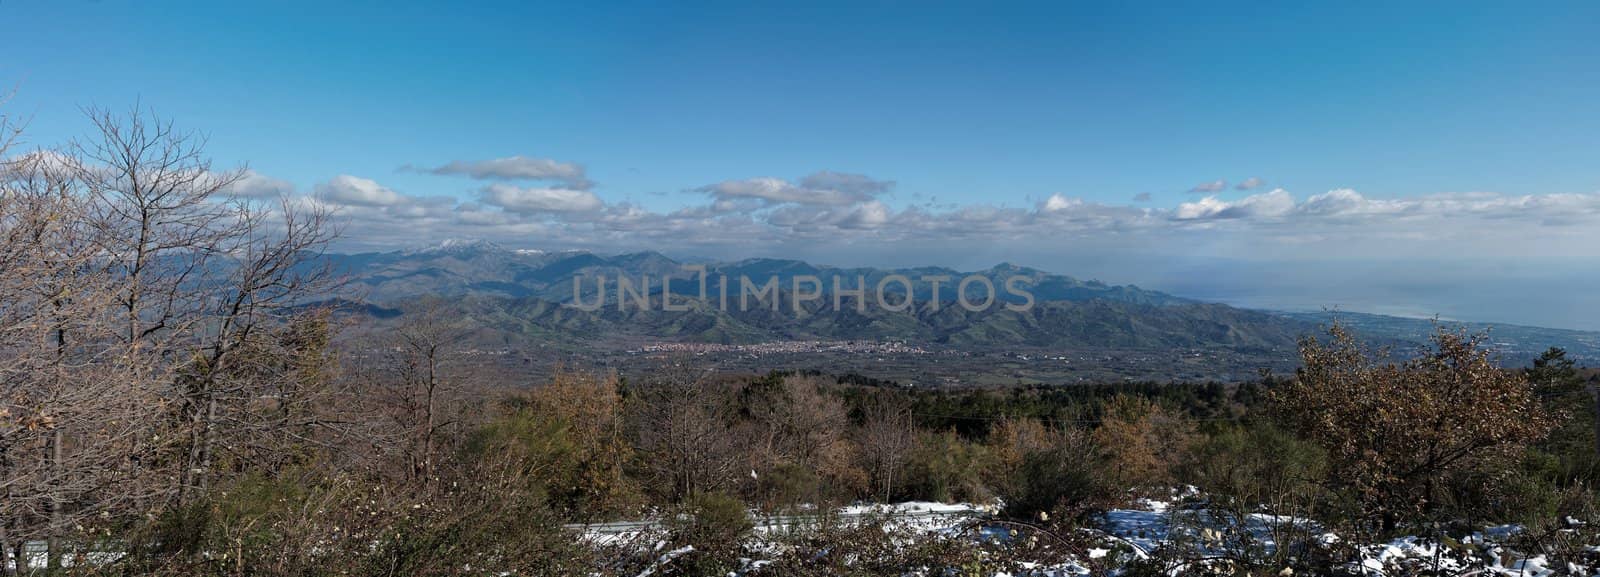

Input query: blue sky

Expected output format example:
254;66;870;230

5;1;1600;328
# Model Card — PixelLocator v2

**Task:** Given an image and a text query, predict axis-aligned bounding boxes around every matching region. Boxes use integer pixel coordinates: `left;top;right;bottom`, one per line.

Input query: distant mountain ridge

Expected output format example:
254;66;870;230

321;240;1192;308
314;241;1600;364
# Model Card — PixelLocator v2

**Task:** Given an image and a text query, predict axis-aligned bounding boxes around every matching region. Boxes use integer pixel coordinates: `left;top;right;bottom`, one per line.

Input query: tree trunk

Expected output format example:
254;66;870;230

1591;385;1600;461
423;378;435;481
198;393;219;494
182;399;205;503
46;428;63;572
1;519;13;577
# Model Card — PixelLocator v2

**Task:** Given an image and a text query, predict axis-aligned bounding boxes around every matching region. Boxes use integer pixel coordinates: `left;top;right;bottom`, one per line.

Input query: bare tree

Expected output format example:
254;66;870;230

856;392;916;502
70;106;344;504
368;299;472;482
73;106;244;352
173;196;340;500
740;374;860;504
626;363;741;501
0;105;342;568
0;145;166;569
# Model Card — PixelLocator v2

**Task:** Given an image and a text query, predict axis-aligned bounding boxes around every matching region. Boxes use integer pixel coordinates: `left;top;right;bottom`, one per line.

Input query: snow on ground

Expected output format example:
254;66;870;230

1102;507;1168;554
587;492;1600;576
1351;525;1598;577
838;501;992;516
1101;496;1596;577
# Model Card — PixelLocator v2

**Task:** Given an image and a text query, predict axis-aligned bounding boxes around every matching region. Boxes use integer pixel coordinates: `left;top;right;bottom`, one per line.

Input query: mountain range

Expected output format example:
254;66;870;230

314;240;1600;366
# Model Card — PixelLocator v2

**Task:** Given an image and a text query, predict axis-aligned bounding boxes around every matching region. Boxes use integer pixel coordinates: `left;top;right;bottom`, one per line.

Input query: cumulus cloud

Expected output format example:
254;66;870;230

1174;189;1295;220
316;175;406;207
1189;179;1228;193
709;197;767;214
226;169;295;198
839;200;892;229
416;155;591;189
279;162;1600;268
1297;188;1398;217
4;149;78;174
480;183;604;213
697;173;888;207
797;171;896;195
1235;177;1266;190
1040;193;1083;212
1291;188;1600;223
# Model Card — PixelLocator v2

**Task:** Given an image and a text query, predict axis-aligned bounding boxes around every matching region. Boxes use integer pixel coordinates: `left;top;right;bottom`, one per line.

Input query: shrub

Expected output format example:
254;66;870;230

1181;422;1325;510
986;424;1111;520
903;429;992;503
472;371;643;522
754;462;824;512
748;517;1027;577
666;491;754;574
108;464;594;577
1272;325;1554;535
1092;395;1197;492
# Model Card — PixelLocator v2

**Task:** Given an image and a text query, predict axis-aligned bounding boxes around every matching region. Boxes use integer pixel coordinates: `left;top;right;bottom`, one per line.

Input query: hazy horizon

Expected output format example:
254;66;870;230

348;238;1600;332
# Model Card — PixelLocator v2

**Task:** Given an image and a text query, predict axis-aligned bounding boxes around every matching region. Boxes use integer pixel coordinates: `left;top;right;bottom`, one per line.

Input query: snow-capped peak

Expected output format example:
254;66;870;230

403;238;506;255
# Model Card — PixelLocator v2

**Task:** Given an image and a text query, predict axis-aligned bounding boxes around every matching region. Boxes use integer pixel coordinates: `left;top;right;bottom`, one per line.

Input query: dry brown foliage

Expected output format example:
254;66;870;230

1272;323;1554;533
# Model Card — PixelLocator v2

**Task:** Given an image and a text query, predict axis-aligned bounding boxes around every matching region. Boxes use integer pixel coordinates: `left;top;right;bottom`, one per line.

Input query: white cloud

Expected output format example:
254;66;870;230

839;200;892;229
275;164;1600;267
1296;188;1403;217
315;175;406;207
709;197;766;214
4;149;77;174
1189;179;1228;193
480;183;604;213
797;171;896;195
1235;177;1266;190
227;169;294;198
697;171;895;208
698;176;871;206
1041;193;1083;212
1175;189;1295;220
419;155;590;188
